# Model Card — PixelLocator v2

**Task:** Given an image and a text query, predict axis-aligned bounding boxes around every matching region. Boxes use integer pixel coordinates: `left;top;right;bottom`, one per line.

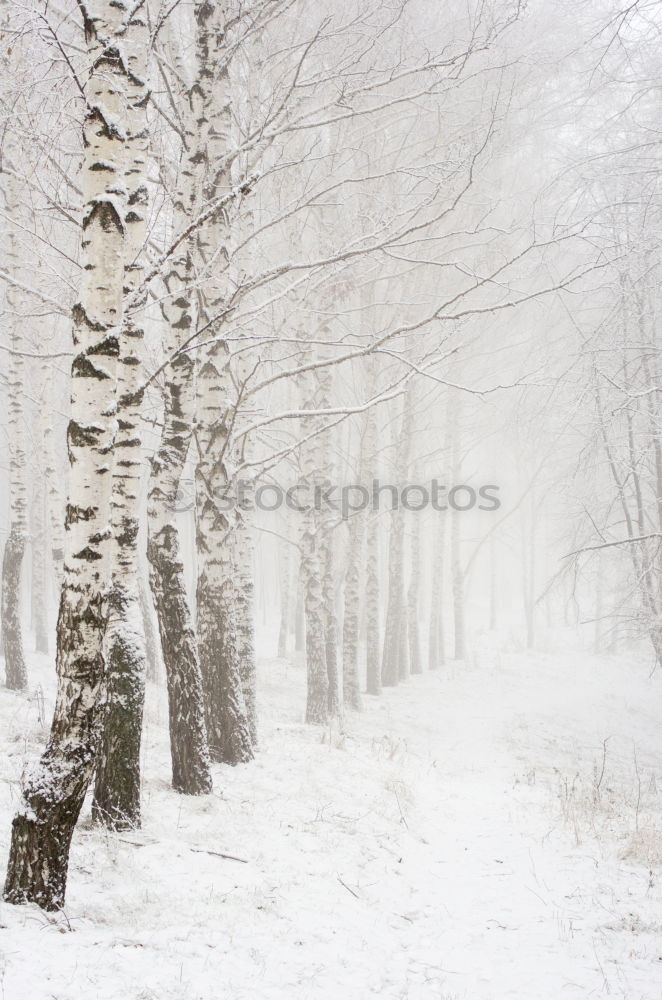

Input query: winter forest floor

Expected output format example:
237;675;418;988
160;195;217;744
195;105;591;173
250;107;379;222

1;632;662;1000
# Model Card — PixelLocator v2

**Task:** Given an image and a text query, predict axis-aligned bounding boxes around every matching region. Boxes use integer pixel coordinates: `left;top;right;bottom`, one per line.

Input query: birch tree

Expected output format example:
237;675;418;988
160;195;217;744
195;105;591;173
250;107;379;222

4;0;146;909
92;13;151;829
2;172;28;690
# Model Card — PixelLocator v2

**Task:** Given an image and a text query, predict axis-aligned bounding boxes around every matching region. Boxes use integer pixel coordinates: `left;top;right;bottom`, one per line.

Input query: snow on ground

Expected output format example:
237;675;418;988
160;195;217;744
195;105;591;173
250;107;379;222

1;633;662;1000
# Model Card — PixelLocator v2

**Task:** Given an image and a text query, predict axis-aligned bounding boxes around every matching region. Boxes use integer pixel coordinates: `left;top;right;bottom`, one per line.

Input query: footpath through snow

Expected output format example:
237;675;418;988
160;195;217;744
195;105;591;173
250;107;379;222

1;634;662;999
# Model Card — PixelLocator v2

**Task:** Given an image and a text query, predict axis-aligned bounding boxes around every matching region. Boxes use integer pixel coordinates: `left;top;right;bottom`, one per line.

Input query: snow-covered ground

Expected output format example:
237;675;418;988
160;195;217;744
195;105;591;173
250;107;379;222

1;634;662;1000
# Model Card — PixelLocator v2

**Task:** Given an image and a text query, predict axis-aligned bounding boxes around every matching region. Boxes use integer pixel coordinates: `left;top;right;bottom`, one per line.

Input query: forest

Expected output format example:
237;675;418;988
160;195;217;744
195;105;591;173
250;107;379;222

0;0;661;997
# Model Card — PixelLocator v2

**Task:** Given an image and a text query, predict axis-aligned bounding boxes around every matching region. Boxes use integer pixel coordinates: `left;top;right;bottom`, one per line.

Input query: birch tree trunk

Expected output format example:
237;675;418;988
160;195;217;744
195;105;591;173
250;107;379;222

324;530;341;719
32;483;49;655
92;26;150;829
278;542;292;658
381;393;412;686
139;571;161;684
146;15;213;796
450;399;466;661
364;376;381;695
4;0;134;908
193;0;253;765
2;173;28;691
42;375;65;586
232;508;258;747
342;509;364;710
298;347;336;725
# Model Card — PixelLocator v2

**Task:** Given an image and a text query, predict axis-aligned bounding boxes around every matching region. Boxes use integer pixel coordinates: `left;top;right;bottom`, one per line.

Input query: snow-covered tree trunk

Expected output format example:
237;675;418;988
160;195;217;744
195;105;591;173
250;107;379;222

195;332;253;763
382;517;405;686
92;9;150;830
193;0;254;765
2;173;28;691
147;337;213;792
382;393;412;686
324;530;341;719
301;494;328;723
146;13;213;796
298;348;336;725
232;509;258;746
364;378;381;695
342;508;364;710
4;0;133;909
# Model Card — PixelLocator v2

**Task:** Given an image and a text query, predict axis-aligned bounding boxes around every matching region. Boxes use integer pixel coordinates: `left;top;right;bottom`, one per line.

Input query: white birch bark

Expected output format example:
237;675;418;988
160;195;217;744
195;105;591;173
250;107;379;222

93;19;150;828
4;0;134;909
146;14;213;796
193;0;253;764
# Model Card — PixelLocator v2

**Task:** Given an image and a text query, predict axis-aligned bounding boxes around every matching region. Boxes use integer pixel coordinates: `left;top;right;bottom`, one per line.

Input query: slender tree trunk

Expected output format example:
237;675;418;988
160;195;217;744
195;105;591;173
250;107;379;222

450;400;465;661
382;394;412;686
4;0;134;908
342;511;364;710
278;542;292;658
324;533;341;718
364;388;381;695
299;354;334;724
146;14;213;795
193;0;254;765
2;173;28;690
42;375;65;586
382;509;404;686
139;571;161;684
32;484;49;655
407;513;422;674
196;370;253;763
232;511;258;746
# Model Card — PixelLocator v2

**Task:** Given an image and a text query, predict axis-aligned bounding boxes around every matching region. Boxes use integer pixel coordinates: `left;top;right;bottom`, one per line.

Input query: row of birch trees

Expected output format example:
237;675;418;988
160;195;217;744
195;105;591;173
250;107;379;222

0;0;658;911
